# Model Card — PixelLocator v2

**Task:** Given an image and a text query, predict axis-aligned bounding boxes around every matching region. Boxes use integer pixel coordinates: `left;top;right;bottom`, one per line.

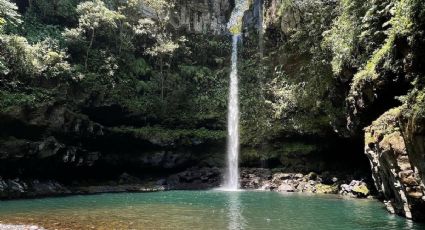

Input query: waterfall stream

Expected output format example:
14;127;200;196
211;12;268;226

224;34;241;190
223;0;249;191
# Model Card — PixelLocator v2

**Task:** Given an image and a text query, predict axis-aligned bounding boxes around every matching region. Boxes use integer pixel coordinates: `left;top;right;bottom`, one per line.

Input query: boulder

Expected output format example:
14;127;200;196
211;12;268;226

316;184;338;194
271;172;292;185
277;183;295;192
352;183;370;198
167;167;220;189
119;173;141;184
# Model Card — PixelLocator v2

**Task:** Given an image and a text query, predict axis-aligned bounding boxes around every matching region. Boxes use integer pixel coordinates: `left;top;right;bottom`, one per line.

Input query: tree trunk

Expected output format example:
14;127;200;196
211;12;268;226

118;21;123;55
85;28;95;70
160;56;164;101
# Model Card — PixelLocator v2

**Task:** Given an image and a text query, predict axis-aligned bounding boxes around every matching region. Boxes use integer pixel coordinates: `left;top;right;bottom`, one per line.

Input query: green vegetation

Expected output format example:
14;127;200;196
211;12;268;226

316;184;339;194
112;126;226;144
250;0;342;139
0;89;52;109
351;0;414;85
365;107;401;145
0;0;21;32
1;0;424;161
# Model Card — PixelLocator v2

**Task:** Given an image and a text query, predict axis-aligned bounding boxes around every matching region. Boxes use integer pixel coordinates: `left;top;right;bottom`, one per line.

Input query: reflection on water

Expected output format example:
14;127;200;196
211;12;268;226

227;192;245;230
0;191;424;230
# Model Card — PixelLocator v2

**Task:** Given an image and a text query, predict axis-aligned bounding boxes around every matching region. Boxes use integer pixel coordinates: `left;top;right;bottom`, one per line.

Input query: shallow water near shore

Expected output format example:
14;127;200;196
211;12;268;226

0;190;423;230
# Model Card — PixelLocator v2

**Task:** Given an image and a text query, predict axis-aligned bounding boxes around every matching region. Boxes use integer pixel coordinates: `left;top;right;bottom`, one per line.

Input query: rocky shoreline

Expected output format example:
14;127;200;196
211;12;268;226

240;168;372;198
0;167;372;200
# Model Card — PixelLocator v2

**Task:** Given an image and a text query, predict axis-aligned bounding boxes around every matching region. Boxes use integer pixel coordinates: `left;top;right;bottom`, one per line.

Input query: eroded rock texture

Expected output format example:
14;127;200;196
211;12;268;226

171;0;233;34
365;108;425;221
0;102;104;168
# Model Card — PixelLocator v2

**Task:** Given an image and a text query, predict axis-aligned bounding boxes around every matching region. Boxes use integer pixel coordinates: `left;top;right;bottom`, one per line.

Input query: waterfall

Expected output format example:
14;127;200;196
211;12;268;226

224;34;241;190
223;0;249;191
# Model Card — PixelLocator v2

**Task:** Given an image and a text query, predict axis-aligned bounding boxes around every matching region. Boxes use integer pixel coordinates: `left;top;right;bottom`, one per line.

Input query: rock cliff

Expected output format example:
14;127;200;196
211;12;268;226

365;107;425;221
171;0;233;34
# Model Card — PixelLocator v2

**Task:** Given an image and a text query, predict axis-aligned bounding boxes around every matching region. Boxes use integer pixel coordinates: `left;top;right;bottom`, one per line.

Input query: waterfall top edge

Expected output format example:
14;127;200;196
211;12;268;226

227;0;250;35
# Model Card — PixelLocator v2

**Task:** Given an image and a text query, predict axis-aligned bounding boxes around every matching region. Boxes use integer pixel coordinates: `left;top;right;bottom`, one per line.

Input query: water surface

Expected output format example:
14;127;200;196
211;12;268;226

0;190;423;229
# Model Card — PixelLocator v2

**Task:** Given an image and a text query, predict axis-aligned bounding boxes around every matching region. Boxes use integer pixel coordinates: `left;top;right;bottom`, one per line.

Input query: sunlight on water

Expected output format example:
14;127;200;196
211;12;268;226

227;191;245;230
0;191;423;230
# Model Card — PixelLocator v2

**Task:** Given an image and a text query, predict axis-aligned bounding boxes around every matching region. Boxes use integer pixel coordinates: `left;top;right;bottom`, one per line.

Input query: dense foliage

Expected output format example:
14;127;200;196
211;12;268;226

1;0;424;160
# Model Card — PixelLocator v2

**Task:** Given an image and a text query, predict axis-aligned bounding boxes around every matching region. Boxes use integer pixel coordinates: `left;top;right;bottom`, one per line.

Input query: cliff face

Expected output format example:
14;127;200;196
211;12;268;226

403;95;425;192
171;0;233;34
0;102;225;179
350;0;425;221
131;0;233;34
365;108;425;220
255;0;425;221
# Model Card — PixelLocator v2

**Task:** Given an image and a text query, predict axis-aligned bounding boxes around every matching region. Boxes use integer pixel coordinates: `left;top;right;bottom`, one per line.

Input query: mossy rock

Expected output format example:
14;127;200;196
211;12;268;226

111;126;226;146
315;184;338;194
281;142;318;157
365;107;402;146
352;184;370;197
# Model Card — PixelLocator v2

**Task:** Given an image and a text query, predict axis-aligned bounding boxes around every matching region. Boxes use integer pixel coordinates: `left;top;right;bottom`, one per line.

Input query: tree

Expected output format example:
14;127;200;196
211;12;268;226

0;0;21;74
0;34;71;80
63;0;124;70
133;0;184;101
0;0;21;32
25;0;80;25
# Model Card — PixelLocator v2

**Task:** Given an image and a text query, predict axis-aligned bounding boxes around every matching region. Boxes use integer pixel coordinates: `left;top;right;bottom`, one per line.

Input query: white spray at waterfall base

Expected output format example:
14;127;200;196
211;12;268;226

222;0;249;191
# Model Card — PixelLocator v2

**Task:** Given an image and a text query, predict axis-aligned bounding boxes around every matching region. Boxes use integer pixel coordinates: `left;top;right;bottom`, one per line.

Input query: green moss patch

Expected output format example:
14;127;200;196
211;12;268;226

111;126;226;144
